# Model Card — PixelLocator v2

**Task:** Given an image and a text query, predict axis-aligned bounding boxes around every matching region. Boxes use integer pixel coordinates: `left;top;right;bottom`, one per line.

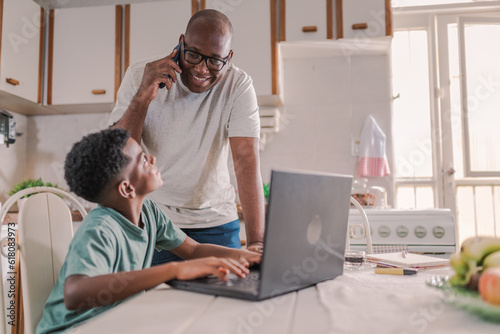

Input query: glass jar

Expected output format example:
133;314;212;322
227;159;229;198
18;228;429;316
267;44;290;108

367;185;387;209
351;178;387;209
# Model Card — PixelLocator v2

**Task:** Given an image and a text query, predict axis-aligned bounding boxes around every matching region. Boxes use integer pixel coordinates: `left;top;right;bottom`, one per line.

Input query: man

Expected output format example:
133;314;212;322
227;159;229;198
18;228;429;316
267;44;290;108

109;9;265;264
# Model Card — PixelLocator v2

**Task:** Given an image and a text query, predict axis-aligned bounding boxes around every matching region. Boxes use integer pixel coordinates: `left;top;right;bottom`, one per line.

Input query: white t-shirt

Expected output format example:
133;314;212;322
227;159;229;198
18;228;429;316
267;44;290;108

109;57;260;228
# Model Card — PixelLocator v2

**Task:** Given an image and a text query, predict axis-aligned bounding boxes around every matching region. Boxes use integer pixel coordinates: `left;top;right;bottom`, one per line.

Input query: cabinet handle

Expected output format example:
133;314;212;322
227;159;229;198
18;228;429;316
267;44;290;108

92;89;106;95
6;78;20;86
352;23;368;30
302;26;318;33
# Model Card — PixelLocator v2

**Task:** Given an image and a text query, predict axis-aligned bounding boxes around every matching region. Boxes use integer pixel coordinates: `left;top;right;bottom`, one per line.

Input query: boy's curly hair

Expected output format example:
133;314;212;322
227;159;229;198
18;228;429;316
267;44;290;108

64;128;131;203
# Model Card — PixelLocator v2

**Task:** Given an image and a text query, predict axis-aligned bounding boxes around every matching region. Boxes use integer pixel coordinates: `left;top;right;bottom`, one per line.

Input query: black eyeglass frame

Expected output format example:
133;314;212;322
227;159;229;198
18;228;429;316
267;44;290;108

182;43;231;71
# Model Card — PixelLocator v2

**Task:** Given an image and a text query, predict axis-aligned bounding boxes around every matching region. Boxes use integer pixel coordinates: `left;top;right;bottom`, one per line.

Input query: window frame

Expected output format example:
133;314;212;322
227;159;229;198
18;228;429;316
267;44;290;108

392;15;442;209
457;16;500;177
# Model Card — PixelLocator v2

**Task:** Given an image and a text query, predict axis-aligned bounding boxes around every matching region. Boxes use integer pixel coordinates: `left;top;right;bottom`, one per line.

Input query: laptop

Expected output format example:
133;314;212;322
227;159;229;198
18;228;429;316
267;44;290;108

167;169;352;301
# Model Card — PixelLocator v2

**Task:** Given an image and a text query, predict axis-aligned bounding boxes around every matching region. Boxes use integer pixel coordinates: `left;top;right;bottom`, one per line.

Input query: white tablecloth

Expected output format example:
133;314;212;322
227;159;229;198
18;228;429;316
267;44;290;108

74;266;500;334
316;266;499;334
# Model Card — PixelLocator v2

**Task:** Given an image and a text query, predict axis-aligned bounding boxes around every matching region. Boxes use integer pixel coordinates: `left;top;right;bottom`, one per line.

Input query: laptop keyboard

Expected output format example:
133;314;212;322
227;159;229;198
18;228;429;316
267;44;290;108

205;270;261;288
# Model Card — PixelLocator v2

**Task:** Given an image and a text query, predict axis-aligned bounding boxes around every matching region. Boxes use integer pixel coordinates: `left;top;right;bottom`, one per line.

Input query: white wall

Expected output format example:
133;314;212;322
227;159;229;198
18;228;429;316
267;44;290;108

24;113;110;200
260;51;395;206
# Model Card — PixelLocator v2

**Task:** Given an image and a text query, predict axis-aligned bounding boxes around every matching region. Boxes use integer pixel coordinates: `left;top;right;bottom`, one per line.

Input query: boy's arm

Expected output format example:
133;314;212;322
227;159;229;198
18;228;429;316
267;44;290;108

171;237;262;267
64;257;248;311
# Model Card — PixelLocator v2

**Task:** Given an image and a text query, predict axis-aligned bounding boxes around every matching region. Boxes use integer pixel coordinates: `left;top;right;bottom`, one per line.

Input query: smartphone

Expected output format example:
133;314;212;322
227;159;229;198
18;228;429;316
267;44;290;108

159;42;182;89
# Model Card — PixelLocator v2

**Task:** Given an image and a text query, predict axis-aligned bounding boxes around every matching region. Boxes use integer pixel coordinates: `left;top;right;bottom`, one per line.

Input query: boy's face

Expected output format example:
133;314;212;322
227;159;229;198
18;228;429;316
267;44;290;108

122;138;163;196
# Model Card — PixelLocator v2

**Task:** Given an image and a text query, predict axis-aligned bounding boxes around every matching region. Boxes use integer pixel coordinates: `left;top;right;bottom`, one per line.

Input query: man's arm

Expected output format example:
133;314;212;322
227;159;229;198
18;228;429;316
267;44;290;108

110;49;182;143
63;256;248;311
229;137;265;252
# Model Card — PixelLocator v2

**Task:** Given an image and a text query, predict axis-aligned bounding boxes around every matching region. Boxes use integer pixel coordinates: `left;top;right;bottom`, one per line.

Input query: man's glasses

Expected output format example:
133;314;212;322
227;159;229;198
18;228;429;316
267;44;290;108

183;48;231;71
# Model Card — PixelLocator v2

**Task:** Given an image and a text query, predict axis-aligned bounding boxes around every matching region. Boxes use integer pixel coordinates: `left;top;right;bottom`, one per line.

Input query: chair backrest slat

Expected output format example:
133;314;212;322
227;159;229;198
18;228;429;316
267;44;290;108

18;193;73;334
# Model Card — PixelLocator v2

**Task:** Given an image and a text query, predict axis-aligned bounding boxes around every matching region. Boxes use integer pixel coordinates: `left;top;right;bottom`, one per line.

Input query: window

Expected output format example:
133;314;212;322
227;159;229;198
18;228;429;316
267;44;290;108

393;6;500;243
391;30;435;208
457;18;500;176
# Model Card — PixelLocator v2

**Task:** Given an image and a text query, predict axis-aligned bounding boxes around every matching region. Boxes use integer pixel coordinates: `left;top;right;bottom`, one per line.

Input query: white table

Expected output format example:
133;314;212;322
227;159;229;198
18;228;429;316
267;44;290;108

73;267;500;334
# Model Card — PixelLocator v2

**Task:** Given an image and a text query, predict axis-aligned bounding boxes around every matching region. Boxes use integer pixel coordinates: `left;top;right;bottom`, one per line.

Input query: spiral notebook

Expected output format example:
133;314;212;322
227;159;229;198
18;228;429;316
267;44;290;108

367;252;450;269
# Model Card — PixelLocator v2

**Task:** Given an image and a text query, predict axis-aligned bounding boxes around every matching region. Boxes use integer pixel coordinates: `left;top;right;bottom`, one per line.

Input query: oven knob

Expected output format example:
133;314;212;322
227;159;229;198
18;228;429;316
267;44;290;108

432;226;445;239
378;225;391;238
350;225;365;238
414;226;427;239
396;225;409;238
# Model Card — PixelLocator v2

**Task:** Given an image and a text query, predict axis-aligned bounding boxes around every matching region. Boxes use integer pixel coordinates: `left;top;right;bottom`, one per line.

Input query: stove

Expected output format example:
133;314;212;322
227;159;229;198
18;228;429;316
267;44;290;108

347;208;457;258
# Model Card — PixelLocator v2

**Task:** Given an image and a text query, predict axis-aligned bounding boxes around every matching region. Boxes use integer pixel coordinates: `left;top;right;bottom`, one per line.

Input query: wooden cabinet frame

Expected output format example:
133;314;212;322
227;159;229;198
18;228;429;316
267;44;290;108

336;0;392;38
0;0;44;105
47;6;122;105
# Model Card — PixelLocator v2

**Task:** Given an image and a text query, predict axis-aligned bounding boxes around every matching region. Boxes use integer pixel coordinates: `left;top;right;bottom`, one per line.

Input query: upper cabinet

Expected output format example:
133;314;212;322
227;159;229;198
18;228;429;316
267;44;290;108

0;0;43;103
47;5;121;111
204;0;276;96
283;0;335;41
282;0;391;41
127;0;193;69
0;0;391;115
338;0;392;39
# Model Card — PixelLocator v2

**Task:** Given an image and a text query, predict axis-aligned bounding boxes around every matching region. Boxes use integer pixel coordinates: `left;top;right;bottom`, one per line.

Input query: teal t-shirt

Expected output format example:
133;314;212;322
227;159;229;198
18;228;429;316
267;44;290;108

36;199;186;334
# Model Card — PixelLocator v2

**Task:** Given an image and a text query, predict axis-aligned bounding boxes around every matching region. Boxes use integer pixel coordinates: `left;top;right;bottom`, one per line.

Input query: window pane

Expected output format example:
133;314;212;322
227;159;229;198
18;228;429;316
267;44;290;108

495;186;500;237
475;186;496;236
463;23;500;172
456;186;476;244
416;187;434;209
447;24;465;179
396;186;435;209
456;185;499;242
396;186;416;209
392;31;433;178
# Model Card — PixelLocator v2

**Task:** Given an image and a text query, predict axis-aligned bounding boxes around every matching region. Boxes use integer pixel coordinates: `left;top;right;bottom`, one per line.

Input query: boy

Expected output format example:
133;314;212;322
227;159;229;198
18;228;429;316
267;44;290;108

36;128;261;334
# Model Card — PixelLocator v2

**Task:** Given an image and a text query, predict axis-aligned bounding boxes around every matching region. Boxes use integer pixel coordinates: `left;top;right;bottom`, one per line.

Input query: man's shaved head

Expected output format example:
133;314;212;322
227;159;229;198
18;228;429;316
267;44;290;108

185;9;233;47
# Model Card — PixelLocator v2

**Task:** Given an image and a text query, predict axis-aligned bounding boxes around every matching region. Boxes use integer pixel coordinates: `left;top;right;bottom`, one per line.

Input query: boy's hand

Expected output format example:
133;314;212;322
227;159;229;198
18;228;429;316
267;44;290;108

172;257;250;281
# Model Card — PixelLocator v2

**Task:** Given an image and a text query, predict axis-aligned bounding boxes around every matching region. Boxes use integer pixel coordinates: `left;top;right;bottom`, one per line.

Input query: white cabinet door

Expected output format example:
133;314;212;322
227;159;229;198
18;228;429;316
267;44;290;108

205;0;273;96
128;0;192;67
0;0;42;103
342;0;387;39
285;0;330;42
50;6;117;105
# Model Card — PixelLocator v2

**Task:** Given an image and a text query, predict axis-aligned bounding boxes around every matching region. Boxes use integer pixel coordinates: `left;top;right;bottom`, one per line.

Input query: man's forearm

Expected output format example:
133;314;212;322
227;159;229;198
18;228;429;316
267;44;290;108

111;93;151;144
238;174;265;246
230;138;266;245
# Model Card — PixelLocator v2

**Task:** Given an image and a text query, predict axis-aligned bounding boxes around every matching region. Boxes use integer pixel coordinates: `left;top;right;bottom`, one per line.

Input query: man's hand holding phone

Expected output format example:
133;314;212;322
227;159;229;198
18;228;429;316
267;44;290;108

159;42;182;89
139;43;182;100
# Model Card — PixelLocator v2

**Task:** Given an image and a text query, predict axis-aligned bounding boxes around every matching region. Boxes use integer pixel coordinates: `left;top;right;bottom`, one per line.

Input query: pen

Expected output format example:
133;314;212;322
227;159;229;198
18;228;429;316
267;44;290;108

375;267;418;276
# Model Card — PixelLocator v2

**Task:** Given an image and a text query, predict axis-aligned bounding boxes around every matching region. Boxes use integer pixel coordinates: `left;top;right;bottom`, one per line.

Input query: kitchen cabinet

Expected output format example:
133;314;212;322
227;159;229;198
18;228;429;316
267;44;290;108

127;0;193;69
0;0;43;104
339;0;391;39
282;0;392;41
204;0;276;96
283;0;335;41
48;5;121;111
